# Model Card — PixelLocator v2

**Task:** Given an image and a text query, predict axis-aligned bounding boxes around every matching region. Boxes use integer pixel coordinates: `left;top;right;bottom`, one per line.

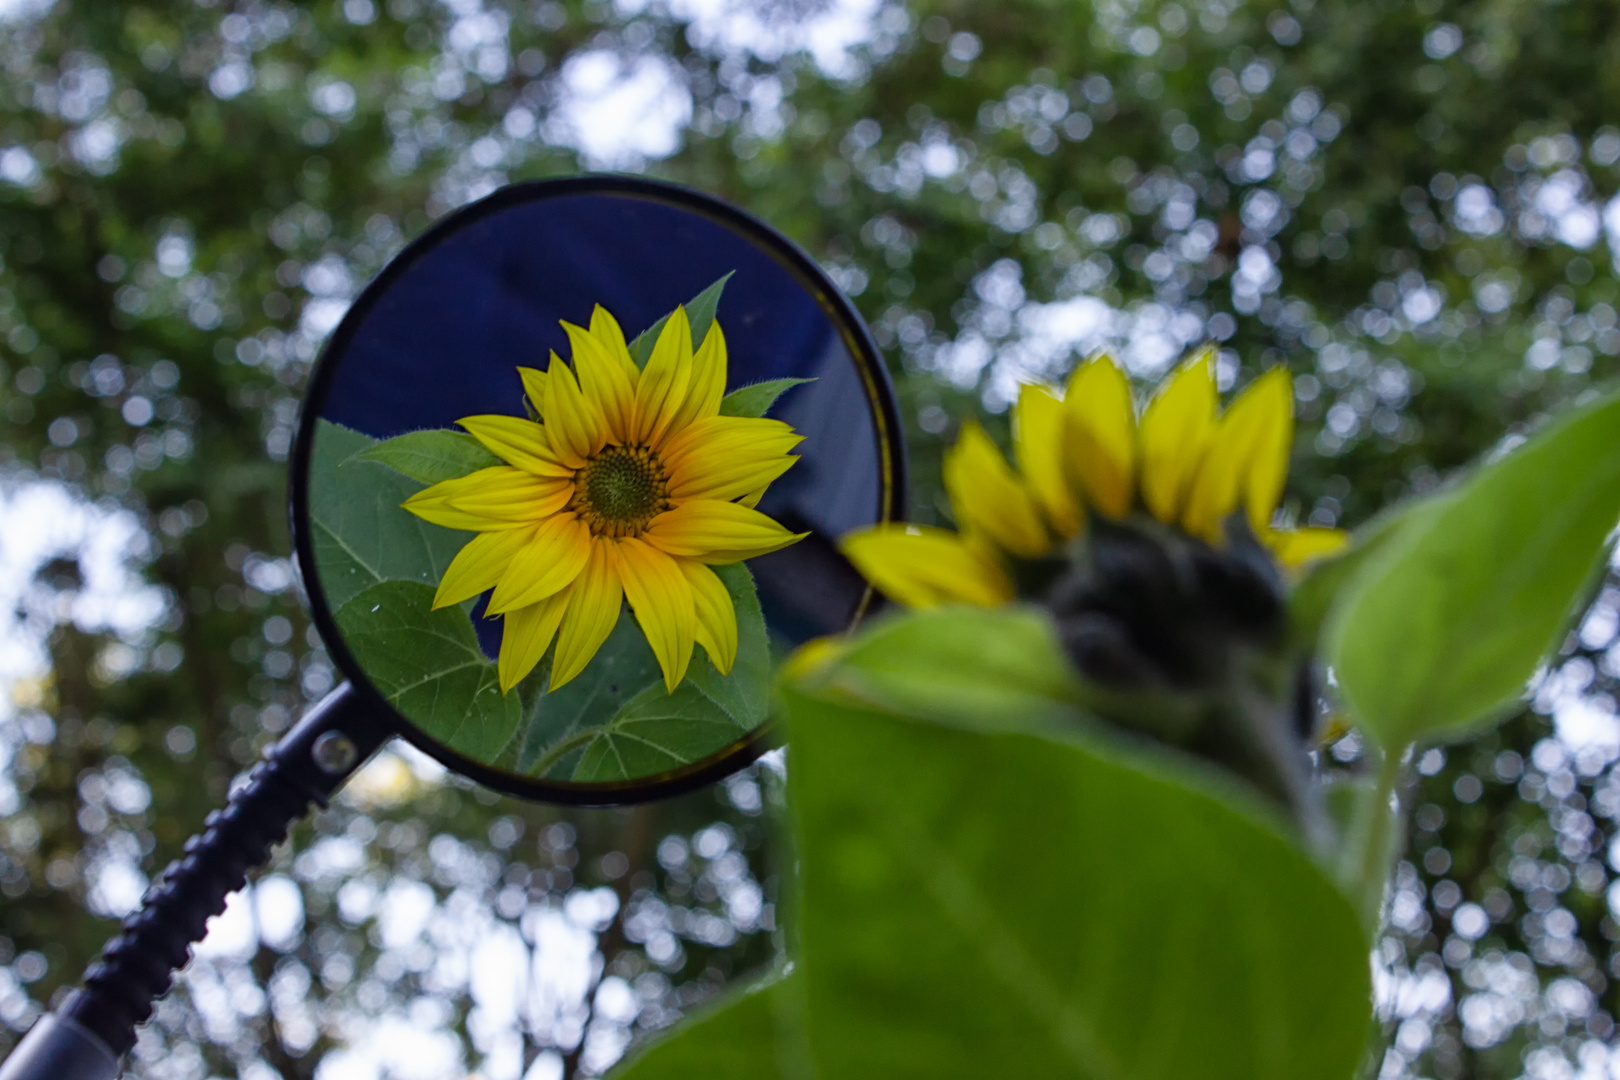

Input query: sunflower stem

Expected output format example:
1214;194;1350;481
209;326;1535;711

1343;741;1406;928
528;728;600;778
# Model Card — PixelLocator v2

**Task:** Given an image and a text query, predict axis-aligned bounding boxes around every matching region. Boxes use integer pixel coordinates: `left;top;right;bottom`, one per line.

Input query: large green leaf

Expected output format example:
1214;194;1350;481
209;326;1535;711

333;580;519;762
1287;489;1454;651
719;378;815;419
785;687;1369;1077
308;420;469;612
354;428;500;485
794;604;1090;735
1325;389;1620;749
614;607;1370;1079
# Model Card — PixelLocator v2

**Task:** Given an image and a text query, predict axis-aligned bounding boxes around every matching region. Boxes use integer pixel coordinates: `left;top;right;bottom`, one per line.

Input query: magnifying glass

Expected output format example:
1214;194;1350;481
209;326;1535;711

0;177;904;1080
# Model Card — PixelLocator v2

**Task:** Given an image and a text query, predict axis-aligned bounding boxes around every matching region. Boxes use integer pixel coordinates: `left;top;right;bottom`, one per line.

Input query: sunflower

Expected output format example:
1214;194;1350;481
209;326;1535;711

401;304;807;694
842;348;1346;608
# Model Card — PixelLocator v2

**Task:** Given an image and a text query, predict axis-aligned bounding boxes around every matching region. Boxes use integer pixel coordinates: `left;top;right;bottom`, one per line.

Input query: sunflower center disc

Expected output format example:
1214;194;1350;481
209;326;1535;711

577;446;668;536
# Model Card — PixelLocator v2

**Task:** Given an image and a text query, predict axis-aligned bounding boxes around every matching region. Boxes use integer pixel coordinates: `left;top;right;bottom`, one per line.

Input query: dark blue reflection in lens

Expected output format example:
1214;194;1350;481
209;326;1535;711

322;191;881;650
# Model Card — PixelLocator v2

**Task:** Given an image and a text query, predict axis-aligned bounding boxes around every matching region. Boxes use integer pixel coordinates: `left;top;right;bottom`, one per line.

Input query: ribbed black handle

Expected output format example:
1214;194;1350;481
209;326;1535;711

58;683;387;1057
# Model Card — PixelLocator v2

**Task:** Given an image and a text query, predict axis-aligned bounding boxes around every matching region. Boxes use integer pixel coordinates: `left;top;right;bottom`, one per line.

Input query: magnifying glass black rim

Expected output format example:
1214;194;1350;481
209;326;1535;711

288;174;907;806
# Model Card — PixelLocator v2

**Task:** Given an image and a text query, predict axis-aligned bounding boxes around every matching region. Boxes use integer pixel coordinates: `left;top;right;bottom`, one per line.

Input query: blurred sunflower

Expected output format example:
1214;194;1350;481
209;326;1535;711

403;304;806;693
842;348;1346;608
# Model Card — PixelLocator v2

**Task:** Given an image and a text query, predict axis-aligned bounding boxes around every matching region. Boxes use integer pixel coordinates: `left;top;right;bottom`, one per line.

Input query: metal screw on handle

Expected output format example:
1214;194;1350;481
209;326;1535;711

312;731;360;774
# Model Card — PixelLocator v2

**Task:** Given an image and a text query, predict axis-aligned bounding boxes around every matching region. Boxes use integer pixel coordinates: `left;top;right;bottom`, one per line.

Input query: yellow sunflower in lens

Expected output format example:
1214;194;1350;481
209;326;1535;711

842;348;1348;608
402;305;808;694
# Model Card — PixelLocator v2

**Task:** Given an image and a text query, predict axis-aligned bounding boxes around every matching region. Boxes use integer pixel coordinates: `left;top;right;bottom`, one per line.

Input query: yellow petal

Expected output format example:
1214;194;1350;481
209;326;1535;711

1237;368;1295;533
401;467;567;531
661;415;799;473
1182;367;1294;542
1063;355;1137;519
1268;526;1349;569
550;540;624;690
1139;348;1217;525
667;321;728;434
420;467;572;525
617;536;697;692
672;452;798;505
681;559;737;675
497;590;569;693
457;415;573;478
446;480;571;524
542;352;606;467
518;367;548;418
1014;384;1082;538
737;485;768;509
644;499;808;564
589;304;640;382
633;306;694;447
565;317;636;444
663;416;802;502
487;514;592;614
398;494;482;531
433;525;535;609
840;524;1013;608
944;422;1050;558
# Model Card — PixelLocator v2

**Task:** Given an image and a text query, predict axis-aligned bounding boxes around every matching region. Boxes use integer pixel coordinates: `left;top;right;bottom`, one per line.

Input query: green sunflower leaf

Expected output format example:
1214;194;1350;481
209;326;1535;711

796;604;1090;735
627;272;733;368
354;428;500;485
1287;487;1455;651
1326;388;1620;750
681;270;733;351
311;420;519;761
513;607;664;777
719;378;816;419
567;680;750;782
333;580;519;764
777;680;1370;1080
612;974;802;1079
309;420;468;611
616;606;1372;1077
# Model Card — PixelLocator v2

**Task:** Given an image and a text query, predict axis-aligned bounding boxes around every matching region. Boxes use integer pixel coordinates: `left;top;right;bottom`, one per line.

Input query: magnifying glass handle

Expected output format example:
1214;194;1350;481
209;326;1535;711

0;683;389;1080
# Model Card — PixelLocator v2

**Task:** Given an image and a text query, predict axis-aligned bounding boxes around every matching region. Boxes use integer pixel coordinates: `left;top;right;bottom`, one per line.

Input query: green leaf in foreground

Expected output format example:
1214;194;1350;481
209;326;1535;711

309;420;469;611
794;604;1089;735
628;273;732;368
784;686;1369;1079
1326;389;1620;750
1288;489;1453;650
613;976;804;1080
719;378;816;419
618;606;1370;1079
355;428;500;485
334;580;519;763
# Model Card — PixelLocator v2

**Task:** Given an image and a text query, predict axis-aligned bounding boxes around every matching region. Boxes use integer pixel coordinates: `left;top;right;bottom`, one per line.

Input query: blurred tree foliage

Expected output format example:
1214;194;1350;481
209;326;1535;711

0;0;1617;1077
